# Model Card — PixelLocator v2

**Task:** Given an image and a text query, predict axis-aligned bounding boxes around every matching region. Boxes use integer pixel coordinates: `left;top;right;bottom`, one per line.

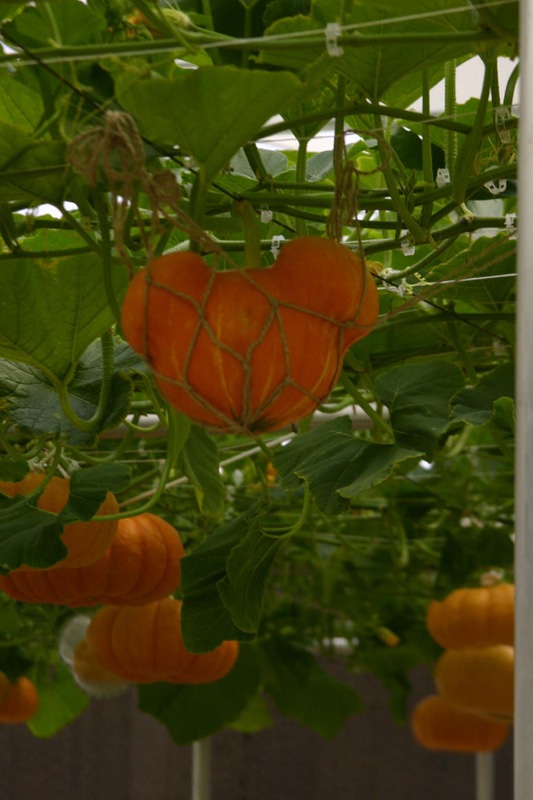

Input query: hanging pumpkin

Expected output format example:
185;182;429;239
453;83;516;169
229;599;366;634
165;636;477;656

410;695;511;753
120;237;379;435
426;583;514;649
0;513;184;607
434;645;514;720
0;472;119;569
0;675;39;723
85;597;239;684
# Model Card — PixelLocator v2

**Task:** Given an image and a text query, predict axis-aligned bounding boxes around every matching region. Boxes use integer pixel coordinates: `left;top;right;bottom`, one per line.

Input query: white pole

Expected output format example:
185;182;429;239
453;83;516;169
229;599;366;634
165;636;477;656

476;753;494;800
191;738;212;800
515;1;533;798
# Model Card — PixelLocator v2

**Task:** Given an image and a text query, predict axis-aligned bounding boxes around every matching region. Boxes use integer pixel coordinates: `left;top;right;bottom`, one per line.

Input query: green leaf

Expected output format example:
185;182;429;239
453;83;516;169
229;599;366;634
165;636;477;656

274;416;420;513
0;460;29;482
116;66;305;184
0;255;128;380
0;500;67;571
138;644;261;745
27;662;89;738
179;426;225;518
227;692;274;733
259;638;363;737
180;509;261;651
3;0;106;47
217;517;285;633
0;136;67;204
452;363;514;426
0;69;44;131
374;361;465;456
61;464;131;523
0;339;136;446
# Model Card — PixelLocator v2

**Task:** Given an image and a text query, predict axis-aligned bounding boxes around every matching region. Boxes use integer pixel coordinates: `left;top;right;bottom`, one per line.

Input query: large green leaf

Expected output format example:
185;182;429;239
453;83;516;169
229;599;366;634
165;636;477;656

180;509;262;651
0;339;137;445
179;426;225;518
3;0;106;47
0;255;128;380
259;637;363;737
27;661;89;738
137;644;261;745
116;66;306;184
452;362;514;426
0;69;44;130
373;361;465;456
274;416;420;513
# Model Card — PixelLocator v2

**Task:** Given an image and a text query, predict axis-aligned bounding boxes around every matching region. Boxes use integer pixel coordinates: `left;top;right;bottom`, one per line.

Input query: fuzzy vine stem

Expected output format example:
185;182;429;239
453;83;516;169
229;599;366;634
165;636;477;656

444;60;458;177
420;70;434;229
93;192;122;323
340;366;394;439
57;331;115;434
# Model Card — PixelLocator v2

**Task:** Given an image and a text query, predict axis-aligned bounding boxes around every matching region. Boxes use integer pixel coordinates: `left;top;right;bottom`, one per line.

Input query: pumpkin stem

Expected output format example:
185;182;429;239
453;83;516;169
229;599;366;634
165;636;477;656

234;199;262;269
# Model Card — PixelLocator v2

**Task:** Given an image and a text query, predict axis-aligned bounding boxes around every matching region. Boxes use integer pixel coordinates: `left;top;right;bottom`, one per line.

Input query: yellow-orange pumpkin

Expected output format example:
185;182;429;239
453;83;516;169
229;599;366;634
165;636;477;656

0;473;118;569
86;597;239;684
426;583;514;649
0;675;39;723
410;695;510;752
0;513;184;607
120;237;379;434
434;645;514;720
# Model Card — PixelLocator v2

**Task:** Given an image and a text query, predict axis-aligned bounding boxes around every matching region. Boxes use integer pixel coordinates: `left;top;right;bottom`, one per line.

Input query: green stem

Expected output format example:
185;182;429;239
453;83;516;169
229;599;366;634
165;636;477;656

383;237;457;281
340;368;394;438
189;167;209;251
294;139;308;237
234;200;262;269
420;70;434;228
0;427;49;460
263;484;311;539
445;321;478;384
452;53;496;204
58;331;115;434
444;59;458;177
57;205;102;254
503;62;520;106
93;192;122;323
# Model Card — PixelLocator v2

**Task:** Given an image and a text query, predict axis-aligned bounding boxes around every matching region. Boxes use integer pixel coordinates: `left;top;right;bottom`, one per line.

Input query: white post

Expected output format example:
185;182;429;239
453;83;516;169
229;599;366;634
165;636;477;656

515;1;533;799
476;753;494;800
192;738;212;800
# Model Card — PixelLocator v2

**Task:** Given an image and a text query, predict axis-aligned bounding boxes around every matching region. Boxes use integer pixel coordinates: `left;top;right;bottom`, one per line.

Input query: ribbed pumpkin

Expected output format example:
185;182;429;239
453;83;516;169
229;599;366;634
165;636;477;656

0;513;184;607
426;583;514;649
0;473;118;569
85;597;239;684
72;639;129;698
120;237;379;435
411;695;511;753
434;645;514;720
0;675;39;723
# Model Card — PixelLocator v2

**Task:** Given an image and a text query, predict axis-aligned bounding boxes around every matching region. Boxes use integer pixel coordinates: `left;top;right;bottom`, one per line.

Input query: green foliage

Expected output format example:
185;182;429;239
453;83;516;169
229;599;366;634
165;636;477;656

0;0;518;745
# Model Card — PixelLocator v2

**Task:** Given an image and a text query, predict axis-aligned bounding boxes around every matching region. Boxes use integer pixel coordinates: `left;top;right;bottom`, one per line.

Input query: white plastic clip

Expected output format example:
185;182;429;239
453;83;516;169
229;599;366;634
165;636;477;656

494;105;513;144
505;213;517;239
436;168;451;188
325;22;344;57
260;206;273;224
388;279;408;297
400;238;415;257
271;234;285;256
484;178;507;195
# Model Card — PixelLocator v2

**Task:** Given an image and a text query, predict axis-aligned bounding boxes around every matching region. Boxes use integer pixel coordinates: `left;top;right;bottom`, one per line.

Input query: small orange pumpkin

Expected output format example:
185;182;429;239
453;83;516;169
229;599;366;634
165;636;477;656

434;645;514;720
120;237;379;435
0;513;184;607
0;675;39;723
410;695;510;752
426;583;514;649
0;472;118;569
86;597;239;684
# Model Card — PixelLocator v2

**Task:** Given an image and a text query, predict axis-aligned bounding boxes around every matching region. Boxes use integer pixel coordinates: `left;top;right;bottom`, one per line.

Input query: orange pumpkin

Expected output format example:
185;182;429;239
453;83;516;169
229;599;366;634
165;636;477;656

72;639;129;698
0;675;39;723
0;513;184;607
434;645;514;720
120;237;379;434
86;597;239;684
411;695;510;752
426;583;514;649
0;473;118;569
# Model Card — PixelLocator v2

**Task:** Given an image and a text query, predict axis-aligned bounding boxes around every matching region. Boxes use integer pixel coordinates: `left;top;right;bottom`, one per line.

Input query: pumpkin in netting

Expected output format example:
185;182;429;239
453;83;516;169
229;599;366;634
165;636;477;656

434;645;514;721
85;597;239;684
426;583;514;649
0;513;184;607
0;675;39;723
0;473;118;569
410;695;510;753
120;237;379;434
